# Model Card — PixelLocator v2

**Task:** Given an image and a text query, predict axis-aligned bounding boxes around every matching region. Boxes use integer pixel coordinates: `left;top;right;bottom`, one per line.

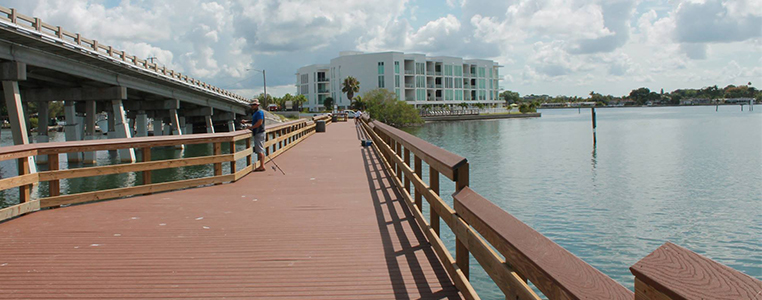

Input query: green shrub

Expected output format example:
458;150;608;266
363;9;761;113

363;89;423;127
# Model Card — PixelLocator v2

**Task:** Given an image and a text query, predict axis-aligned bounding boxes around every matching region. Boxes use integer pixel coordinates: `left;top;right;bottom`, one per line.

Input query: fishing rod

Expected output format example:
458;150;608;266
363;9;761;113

266;156;286;175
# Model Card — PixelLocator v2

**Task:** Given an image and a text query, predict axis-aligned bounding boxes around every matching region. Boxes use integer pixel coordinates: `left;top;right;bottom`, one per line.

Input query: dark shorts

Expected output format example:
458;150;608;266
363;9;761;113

253;132;265;154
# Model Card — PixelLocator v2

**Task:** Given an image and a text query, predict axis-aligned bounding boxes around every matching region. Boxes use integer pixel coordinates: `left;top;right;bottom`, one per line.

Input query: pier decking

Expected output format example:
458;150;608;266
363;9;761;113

0;122;460;299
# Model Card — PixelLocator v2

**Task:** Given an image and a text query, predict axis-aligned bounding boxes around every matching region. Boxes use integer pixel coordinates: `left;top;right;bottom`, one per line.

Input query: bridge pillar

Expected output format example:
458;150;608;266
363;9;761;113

169;108;184;150
35;101;49;164
205;115;215;133
64;101;82;163
83;100;97;164
111;100;135;162
163;117;171;136
135;111;148;137
106;109;117;155
1;74;37;172
153;119;163;136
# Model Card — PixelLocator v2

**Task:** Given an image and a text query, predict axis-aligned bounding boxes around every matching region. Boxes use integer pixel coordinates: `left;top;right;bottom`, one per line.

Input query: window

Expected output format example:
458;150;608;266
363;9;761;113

395;75;400;88
416;62;425;75
445;65;453;76
301;74;308;84
489;68;493;78
416;76;425;88
445;77;453;89
445;90;453;101
455;66;462;77
455;79;462;89
378;62;384;74
396;89;401;100
378;75;385;88
394;61;400;74
489;80;493;89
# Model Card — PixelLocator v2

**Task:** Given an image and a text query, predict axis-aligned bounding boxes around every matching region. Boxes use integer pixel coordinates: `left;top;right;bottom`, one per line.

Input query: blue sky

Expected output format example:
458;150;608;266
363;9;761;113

4;0;761;99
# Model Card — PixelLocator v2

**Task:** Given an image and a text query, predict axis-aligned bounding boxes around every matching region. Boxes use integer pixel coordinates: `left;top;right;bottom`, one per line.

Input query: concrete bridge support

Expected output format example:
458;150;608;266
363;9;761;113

205;115;215;133
1;62;36;172
135;111;148;137
35;101;49;164
153;119;163;136
83;100;97;164
169;108;184;150
111;100;135;162
64;101;82;163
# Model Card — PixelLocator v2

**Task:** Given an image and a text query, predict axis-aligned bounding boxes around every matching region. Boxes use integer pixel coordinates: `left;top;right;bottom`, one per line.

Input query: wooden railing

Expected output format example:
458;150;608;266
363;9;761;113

359;116;761;300
0;119;316;222
0;5;248;104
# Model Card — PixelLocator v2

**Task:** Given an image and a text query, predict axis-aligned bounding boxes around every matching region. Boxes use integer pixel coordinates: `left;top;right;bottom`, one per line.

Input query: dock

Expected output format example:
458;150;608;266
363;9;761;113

0;118;759;299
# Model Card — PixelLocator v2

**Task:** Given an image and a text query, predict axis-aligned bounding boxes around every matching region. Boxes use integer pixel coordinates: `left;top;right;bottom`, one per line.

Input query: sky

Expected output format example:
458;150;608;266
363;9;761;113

3;0;760;99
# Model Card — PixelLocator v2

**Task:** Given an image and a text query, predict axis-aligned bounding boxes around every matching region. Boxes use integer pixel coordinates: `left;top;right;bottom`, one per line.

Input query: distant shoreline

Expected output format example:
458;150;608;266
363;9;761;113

423;112;541;122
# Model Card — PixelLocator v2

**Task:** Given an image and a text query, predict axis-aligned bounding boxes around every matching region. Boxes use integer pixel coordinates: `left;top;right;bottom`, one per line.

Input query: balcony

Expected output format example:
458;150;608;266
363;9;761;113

317;89;330;93
317;78;329;82
435;84;442;88
405;83;415;88
405;70;415;75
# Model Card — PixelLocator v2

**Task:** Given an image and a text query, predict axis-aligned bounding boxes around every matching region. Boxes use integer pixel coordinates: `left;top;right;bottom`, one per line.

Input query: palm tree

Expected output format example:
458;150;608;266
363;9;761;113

351;96;365;110
342;76;360;102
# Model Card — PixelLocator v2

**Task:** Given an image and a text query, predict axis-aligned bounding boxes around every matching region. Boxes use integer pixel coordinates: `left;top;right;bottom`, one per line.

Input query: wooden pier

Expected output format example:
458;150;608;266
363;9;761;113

0;118;759;299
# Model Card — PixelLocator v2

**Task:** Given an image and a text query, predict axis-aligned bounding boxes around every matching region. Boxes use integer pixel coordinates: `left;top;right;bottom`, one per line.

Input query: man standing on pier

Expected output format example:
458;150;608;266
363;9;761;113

249;99;266;172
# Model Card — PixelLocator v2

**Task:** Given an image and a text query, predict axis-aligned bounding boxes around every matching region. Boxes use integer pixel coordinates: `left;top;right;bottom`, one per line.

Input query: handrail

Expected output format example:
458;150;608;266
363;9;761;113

0;119;317;221
631;242;762;299
371;120;466;180
359;117;757;300
454;187;633;299
0;5;248;103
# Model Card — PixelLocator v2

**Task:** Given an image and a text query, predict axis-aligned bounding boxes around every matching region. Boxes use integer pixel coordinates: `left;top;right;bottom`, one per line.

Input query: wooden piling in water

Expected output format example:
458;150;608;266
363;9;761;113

591;107;597;145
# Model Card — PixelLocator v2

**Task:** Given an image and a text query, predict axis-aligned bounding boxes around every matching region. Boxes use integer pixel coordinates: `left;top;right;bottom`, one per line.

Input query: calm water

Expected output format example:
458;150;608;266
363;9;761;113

403;106;761;297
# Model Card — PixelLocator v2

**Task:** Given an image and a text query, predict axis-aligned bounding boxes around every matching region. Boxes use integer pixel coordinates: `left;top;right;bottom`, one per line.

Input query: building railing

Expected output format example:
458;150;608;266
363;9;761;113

0;119;317;222
358;116;761;300
0;5;248;104
405;70;415;75
420;109;479;116
405;83;415;88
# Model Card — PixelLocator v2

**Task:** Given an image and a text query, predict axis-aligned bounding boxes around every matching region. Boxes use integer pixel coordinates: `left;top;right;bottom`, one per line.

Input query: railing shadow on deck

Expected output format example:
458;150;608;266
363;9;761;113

0;115;333;223
361;145;459;299
358;115;762;300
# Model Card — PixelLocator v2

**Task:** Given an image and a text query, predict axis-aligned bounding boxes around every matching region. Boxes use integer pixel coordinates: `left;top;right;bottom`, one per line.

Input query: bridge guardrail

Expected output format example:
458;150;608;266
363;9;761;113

358;117;760;299
0;119;316;222
0;5;248;104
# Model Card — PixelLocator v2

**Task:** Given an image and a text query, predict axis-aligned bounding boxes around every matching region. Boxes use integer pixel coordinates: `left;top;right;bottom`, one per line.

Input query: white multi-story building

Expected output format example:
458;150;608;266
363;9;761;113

297;51;502;111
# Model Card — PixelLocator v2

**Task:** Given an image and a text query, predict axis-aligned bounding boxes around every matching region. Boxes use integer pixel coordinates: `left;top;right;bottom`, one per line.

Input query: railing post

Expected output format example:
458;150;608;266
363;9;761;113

17;156;30;203
229;141;236;176
213;142;222;184
48;153;59;197
429;166;440;235
245;138;252;167
141;147;151;194
404;148;411;194
396;142;402;182
455;163;470;279
414;156;422;210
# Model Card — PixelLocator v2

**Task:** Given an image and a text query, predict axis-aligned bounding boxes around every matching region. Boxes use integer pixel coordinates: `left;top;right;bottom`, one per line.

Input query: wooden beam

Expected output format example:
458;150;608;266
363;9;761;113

21;86;127;102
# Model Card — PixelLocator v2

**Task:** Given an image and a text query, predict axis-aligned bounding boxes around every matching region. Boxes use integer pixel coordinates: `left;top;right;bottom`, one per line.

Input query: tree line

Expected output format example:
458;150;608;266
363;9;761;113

500;83;761;106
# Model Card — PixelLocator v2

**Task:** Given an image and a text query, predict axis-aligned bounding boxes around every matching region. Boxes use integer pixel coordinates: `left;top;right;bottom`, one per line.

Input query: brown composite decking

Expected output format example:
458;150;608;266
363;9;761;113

0;122;461;299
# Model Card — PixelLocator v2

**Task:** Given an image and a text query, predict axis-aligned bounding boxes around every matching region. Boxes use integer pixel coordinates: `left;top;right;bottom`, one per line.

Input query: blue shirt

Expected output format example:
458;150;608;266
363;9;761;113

251;109;265;134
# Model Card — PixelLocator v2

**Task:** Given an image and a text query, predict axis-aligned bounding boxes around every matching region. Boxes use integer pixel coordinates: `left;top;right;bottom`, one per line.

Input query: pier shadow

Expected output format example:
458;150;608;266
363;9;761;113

361;146;460;299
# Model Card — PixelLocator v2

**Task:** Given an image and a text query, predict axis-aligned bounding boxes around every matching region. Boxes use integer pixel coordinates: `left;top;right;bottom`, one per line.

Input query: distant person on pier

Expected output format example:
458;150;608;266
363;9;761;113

354;109;362;125
249;99;266;172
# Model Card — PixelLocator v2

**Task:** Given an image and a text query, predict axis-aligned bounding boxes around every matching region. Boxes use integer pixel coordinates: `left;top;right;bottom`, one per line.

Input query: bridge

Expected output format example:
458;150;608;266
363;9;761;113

0;5;760;300
0;6;249;168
